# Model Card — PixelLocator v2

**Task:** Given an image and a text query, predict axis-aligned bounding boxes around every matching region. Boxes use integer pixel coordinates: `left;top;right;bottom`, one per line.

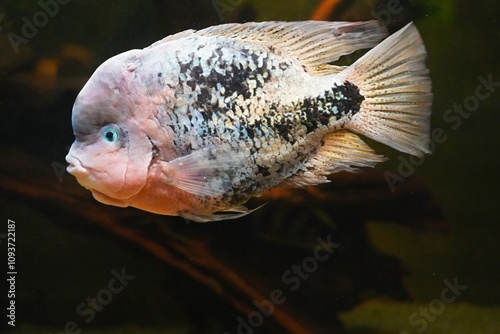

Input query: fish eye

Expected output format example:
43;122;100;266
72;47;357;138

103;127;119;143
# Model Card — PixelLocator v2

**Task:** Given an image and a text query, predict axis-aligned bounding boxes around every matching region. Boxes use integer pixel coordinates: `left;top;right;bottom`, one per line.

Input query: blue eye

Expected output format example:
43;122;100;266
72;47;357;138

103;128;119;142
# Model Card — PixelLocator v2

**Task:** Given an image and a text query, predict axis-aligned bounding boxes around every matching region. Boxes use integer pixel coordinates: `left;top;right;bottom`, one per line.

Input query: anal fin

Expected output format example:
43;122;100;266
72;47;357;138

279;171;329;188
284;130;386;188
309;130;387;174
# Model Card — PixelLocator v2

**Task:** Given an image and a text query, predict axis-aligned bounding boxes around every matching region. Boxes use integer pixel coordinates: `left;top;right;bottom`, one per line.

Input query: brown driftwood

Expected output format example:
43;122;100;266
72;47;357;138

1;144;446;333
1;144;319;333
260;169;449;233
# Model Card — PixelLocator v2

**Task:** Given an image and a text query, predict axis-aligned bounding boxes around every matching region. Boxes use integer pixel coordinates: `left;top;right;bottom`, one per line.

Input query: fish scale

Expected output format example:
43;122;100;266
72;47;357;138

165;40;351;154
66;21;432;222
150;37;369;210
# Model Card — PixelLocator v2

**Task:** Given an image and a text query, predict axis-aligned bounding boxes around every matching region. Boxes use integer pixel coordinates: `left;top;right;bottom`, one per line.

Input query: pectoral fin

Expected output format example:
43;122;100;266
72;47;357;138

161;146;244;198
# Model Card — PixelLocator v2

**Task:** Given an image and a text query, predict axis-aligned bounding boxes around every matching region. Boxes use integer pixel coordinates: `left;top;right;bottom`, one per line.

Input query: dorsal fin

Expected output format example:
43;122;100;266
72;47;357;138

196;21;388;75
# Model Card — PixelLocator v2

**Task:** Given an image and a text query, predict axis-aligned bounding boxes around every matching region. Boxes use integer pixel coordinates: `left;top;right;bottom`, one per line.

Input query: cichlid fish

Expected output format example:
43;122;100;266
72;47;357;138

66;21;432;222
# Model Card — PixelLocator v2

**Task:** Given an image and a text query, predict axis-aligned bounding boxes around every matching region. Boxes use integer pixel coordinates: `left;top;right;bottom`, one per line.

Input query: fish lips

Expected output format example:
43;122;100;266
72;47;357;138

66;153;87;178
66;151;139;208
65;155;132;207
65;152;101;193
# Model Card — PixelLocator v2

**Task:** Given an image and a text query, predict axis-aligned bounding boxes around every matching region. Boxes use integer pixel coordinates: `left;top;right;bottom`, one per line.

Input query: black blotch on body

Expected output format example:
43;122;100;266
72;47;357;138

246;127;255;139
156;72;164;89
299;81;364;133
182;47;272;112
257;165;271;177
340;81;364;113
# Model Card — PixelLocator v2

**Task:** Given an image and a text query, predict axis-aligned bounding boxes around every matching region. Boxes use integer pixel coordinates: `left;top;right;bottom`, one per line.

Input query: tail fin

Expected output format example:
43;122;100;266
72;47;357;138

341;22;432;157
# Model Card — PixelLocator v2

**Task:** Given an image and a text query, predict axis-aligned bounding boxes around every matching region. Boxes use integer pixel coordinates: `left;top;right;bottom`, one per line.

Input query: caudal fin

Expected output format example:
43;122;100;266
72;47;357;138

341;22;432;157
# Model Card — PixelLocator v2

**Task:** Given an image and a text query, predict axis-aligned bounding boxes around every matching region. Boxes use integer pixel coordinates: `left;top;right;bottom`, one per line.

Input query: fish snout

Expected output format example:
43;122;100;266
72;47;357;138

65;154;87;177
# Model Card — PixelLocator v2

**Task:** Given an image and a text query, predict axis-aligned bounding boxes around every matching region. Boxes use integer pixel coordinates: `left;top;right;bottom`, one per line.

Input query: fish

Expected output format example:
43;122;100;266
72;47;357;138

65;20;432;222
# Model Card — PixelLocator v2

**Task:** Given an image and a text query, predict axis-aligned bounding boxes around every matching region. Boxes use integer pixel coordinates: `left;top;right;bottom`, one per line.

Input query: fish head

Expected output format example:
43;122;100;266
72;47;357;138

66;51;154;207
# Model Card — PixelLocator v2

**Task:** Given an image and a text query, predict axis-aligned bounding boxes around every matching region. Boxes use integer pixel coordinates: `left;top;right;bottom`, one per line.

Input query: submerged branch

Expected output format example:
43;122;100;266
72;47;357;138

1;145;445;332
0;145;318;333
311;0;343;20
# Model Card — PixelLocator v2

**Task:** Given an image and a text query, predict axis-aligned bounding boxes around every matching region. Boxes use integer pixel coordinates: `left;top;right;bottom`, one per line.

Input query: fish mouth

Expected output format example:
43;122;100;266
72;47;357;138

65;154;88;177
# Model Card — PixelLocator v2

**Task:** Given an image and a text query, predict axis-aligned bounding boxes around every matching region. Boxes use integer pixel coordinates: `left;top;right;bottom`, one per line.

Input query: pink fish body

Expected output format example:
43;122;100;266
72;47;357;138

66;21;432;222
